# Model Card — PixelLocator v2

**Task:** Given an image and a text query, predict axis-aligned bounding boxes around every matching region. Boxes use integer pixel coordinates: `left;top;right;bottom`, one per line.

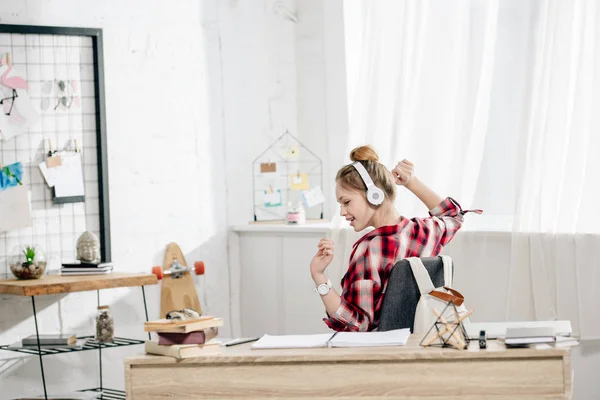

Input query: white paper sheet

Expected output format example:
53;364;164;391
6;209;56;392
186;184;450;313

0;185;32;232
53;153;85;198
251;328;411;350
251;333;333;349
329;328;410;347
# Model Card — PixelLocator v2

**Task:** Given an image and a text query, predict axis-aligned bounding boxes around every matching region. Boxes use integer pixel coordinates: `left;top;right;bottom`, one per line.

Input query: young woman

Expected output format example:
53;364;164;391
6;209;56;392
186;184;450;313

310;145;480;332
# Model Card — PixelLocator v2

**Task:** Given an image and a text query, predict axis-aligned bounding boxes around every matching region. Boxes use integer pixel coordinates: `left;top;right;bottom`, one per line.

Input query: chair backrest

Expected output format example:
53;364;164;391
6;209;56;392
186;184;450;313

378;256;447;332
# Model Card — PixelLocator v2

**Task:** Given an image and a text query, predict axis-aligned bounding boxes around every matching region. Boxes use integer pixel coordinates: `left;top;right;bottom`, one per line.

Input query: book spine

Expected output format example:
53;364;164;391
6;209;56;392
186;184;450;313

157;331;207;345
145;341;183;359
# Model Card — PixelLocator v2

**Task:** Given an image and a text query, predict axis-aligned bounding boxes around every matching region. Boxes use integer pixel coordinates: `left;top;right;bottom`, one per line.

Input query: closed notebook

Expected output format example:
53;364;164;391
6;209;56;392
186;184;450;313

144;340;221;359
504;326;556;346
22;334;76;346
329;328;410;347
157;327;219;345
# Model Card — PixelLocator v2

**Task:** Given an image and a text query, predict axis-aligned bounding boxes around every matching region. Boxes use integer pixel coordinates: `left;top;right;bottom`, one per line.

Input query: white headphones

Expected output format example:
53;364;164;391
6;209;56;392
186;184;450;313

352;162;385;206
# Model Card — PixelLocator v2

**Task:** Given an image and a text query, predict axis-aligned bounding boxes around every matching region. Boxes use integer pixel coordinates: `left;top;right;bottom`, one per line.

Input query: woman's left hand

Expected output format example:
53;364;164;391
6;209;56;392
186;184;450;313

310;238;334;278
392;159;415;187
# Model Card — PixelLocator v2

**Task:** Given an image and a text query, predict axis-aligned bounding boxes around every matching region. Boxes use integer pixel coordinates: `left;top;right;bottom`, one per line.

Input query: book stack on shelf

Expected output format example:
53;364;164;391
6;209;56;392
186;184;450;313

143;316;224;359
60;262;114;276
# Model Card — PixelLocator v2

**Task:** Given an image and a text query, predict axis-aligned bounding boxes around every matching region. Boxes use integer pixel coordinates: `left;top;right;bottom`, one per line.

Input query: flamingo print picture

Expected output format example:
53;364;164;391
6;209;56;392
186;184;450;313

1;53;28;116
0;52;40;140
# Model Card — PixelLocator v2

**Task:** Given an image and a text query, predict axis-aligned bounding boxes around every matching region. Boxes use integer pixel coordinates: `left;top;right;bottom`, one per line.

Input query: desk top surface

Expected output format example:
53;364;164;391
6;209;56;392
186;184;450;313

0;272;158;296
125;335;570;366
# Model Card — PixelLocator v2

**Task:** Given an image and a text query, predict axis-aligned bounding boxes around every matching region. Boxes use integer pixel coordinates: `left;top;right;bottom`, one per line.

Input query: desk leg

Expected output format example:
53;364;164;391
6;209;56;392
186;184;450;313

31;296;48;400
141;286;150;340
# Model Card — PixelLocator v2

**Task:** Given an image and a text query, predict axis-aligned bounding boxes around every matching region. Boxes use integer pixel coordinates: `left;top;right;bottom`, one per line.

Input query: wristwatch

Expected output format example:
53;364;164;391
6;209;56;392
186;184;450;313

315;279;332;296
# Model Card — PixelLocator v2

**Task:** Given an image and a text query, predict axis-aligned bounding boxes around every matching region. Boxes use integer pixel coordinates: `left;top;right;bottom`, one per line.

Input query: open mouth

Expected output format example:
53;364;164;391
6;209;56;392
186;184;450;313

347;217;356;226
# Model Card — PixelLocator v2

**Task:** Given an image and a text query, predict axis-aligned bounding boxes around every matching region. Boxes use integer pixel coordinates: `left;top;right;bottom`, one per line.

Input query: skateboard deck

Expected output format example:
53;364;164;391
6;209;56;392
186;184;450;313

159;242;202;319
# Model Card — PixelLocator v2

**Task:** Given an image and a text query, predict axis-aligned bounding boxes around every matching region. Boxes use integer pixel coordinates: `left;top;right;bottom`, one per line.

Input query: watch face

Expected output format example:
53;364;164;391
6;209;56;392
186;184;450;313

317;283;329;295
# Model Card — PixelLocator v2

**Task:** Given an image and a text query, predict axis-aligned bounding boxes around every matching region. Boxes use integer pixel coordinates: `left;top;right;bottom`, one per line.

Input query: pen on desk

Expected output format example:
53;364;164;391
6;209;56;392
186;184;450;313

225;337;260;347
326;332;338;347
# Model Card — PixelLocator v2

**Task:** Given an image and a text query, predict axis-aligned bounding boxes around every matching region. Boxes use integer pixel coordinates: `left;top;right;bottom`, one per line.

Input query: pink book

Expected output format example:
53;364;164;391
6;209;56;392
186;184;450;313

157;327;218;345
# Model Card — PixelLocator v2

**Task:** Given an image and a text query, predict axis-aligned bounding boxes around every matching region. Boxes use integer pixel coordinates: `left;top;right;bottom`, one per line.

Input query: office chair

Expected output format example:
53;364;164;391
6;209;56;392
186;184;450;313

378;256;447;332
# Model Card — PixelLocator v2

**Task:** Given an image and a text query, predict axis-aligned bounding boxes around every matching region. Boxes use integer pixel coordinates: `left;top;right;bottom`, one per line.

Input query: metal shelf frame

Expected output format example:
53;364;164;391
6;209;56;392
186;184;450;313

0;286;151;400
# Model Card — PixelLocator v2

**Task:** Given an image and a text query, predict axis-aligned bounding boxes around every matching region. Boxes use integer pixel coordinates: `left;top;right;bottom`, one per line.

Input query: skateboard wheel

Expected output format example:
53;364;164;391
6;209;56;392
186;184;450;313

152;266;164;280
194;261;205;276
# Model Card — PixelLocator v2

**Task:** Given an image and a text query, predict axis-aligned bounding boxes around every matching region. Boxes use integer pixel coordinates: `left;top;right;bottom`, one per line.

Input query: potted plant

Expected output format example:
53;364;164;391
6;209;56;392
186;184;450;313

9;245;47;280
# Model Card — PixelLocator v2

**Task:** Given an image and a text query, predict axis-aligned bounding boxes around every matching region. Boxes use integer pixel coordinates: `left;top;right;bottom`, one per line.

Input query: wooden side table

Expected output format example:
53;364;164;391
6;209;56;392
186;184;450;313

0;273;158;400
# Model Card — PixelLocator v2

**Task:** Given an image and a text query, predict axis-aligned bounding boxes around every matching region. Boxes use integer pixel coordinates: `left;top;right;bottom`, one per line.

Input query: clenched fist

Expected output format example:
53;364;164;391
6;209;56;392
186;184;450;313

392;159;415;187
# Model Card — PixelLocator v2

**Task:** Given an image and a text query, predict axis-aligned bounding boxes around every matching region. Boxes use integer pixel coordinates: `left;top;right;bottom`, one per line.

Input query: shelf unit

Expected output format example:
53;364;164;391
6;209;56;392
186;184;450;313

0;273;158;400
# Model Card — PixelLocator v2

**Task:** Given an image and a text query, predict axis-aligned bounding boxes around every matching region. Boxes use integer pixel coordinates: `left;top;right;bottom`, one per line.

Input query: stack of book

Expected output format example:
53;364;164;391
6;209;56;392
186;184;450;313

143;316;224;359
60;262;114;276
503;326;557;347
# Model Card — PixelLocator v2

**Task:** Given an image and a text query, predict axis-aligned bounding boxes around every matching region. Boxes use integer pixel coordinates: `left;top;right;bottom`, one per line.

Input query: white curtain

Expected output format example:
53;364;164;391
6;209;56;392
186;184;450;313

343;0;600;339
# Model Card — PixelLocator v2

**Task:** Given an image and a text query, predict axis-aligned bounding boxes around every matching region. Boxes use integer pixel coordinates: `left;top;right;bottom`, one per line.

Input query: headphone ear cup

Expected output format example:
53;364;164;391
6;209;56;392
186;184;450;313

367;187;385;206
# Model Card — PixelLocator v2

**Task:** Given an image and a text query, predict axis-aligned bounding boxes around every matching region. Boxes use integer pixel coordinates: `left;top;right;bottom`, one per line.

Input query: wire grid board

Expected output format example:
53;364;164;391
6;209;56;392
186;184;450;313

0;32;100;275
252;132;323;221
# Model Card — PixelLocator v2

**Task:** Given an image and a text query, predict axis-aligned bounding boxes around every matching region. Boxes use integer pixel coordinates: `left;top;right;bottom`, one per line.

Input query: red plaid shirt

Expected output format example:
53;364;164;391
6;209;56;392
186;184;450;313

324;197;479;332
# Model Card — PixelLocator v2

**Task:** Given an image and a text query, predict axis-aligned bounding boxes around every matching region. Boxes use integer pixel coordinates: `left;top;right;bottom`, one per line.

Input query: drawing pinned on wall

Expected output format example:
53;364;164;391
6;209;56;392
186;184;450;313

0;162;23;190
0;185;32;233
284;145;300;160
45;139;63;168
290;172;309;190
302;186;325;208
0;53;41;141
264;187;282;207
260;162;277;173
41;79;82;111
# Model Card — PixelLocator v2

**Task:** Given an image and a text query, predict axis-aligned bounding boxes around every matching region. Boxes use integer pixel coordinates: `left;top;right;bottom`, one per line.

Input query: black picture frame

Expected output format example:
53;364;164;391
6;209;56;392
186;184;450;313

0;24;111;262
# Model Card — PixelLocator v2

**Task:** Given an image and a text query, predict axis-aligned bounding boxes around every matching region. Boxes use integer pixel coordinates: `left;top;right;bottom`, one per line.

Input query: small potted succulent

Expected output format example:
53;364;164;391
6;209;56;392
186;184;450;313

9;245;47;280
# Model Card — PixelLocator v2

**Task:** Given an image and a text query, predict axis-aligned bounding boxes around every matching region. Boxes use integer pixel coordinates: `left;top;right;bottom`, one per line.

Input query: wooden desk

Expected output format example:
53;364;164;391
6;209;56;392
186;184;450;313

0;272;157;296
124;335;572;399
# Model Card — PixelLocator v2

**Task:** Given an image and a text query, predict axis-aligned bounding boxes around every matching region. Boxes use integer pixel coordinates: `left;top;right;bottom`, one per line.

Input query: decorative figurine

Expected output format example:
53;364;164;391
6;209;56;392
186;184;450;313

76;231;101;263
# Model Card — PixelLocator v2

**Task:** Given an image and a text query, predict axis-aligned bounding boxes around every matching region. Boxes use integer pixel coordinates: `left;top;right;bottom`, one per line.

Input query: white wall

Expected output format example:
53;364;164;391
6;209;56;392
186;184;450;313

0;0;348;396
0;0;233;396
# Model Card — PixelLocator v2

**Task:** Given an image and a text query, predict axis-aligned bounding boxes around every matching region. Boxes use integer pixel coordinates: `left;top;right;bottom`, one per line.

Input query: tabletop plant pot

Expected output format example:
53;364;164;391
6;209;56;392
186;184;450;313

9;245;47;280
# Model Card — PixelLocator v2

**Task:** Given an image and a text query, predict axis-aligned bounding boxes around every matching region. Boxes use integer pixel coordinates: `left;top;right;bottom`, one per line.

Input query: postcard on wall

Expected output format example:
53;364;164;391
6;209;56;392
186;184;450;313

290;173;309;191
0;185;32;233
264;189;282;207
52;153;85;203
0;54;41;140
0;162;23;190
260;162;277;173
302;186;325;208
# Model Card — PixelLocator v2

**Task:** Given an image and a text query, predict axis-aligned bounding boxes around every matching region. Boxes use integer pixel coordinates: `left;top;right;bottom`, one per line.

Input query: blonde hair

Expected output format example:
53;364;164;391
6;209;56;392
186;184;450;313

336;145;396;202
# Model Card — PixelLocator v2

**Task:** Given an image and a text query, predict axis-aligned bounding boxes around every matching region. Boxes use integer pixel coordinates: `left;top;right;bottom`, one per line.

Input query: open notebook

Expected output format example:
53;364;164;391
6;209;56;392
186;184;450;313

251;328;410;349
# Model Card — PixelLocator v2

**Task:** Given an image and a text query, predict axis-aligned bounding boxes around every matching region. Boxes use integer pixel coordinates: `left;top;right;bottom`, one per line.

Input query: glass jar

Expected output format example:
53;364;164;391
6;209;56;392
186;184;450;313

9;245;47;280
95;305;114;343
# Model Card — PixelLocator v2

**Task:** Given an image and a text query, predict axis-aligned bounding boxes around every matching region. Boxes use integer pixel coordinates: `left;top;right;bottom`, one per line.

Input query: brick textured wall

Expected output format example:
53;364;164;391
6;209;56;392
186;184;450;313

0;0;300;396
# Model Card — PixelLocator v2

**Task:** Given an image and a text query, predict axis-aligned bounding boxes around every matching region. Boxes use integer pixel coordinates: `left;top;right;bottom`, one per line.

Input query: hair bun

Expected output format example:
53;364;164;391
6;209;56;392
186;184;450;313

350;145;379;163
